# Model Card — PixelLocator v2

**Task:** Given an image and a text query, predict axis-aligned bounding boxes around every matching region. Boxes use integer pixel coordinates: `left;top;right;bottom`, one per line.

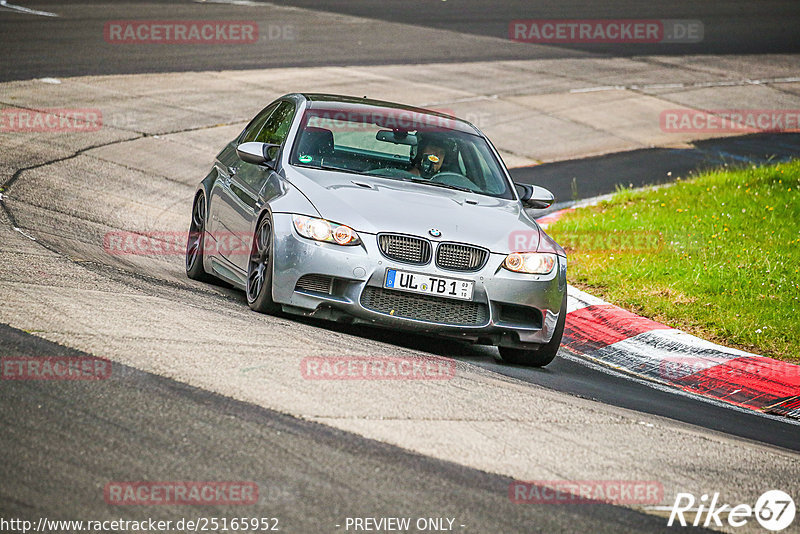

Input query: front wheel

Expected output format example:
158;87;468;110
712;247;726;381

246;214;280;314
498;291;567;367
186;193;213;282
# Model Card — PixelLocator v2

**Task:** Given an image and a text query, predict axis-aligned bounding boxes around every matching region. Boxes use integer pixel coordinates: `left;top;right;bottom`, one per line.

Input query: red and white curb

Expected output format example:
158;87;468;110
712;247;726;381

536;208;800;420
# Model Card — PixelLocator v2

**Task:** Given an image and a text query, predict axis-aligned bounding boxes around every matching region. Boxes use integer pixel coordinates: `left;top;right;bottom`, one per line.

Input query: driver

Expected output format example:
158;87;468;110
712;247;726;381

410;135;447;178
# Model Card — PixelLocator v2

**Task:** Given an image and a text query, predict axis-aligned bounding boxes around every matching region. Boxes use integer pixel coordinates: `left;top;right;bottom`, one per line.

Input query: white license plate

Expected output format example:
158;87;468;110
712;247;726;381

384;269;474;301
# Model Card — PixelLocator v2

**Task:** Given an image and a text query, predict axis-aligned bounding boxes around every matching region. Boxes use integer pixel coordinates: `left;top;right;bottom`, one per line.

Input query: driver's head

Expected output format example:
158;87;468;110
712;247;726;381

414;133;448;176
419;142;445;174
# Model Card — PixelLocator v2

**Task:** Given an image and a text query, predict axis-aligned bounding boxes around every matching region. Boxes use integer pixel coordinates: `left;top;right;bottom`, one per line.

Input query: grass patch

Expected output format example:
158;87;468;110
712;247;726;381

547;159;800;363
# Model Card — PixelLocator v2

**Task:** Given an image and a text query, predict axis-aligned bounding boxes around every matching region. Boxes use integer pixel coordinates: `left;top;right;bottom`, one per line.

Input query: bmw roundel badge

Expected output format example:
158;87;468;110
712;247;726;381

429;228;442;237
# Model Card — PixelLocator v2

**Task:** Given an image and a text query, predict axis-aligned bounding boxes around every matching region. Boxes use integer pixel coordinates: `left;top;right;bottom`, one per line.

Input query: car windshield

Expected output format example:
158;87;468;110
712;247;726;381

289;106;514;199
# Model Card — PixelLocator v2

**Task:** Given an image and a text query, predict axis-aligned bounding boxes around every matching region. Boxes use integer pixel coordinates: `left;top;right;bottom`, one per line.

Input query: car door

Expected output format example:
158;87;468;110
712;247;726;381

214;100;297;273
207;102;279;277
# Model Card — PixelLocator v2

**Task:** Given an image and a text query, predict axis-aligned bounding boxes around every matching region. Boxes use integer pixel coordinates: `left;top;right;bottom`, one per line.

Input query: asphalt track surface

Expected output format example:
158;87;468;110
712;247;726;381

0;324;691;533
510;133;800;204
281;312;800;452
2;1;800;532
0;0;799;81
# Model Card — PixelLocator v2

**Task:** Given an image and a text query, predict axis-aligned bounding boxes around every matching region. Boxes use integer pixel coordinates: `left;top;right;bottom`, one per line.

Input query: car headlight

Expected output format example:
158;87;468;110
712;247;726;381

503;252;556;274
292;215;361;246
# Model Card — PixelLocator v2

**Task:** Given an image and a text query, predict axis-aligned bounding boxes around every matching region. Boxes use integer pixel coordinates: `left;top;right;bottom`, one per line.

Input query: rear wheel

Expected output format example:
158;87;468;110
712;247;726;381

498;292;567;367
246;214;280;314
186;193;213;282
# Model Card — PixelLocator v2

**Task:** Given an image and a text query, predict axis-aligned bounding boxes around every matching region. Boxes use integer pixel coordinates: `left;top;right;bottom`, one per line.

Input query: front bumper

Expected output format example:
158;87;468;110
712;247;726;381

270;213;567;347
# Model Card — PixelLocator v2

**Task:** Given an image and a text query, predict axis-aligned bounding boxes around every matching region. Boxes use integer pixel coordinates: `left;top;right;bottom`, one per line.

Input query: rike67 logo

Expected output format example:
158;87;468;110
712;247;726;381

668;490;795;531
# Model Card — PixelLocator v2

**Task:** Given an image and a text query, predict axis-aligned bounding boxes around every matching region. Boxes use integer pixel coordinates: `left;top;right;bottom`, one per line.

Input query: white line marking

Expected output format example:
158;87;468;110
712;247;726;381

640;83;685;90
0;0;58;17
13;227;37;241
422;94;499;107
570;76;800;94
192;0;269;5
570;85;626;93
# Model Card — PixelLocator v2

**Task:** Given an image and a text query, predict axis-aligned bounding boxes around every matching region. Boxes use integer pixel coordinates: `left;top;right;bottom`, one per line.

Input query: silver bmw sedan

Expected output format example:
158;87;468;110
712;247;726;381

186;93;567;367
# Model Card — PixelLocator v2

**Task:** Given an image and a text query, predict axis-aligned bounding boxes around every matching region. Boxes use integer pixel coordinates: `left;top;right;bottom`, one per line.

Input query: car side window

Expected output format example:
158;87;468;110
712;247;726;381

235;102;296;191
254;100;296;145
239;103;279;144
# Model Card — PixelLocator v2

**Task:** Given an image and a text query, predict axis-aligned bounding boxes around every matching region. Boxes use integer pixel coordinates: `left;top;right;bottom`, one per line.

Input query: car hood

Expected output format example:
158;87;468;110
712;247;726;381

284;166;544;254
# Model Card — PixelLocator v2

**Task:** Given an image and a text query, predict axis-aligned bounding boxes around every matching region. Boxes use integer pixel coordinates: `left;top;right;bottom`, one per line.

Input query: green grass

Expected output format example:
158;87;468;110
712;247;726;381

547;159;800;363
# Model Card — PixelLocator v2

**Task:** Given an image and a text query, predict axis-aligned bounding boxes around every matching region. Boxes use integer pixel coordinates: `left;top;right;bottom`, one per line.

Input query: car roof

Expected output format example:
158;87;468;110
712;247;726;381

296;93;480;135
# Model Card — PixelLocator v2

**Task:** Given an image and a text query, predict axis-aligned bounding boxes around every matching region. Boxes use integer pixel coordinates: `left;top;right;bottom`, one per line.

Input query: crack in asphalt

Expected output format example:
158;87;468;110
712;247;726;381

0;105;248;267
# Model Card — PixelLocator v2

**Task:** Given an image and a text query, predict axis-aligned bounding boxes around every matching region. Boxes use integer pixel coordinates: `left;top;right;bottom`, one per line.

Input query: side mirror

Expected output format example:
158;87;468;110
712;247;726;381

236;142;281;167
515;183;554;209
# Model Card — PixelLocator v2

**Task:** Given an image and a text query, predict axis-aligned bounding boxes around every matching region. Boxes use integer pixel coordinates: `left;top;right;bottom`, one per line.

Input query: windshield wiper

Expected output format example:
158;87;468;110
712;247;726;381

295;163;371;176
403;178;475;194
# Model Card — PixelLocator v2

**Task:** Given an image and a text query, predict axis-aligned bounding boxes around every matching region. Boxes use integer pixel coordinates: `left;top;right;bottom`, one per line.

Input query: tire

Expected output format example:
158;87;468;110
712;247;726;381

246;214;281;314
186;193;213;282
498;291;567;367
